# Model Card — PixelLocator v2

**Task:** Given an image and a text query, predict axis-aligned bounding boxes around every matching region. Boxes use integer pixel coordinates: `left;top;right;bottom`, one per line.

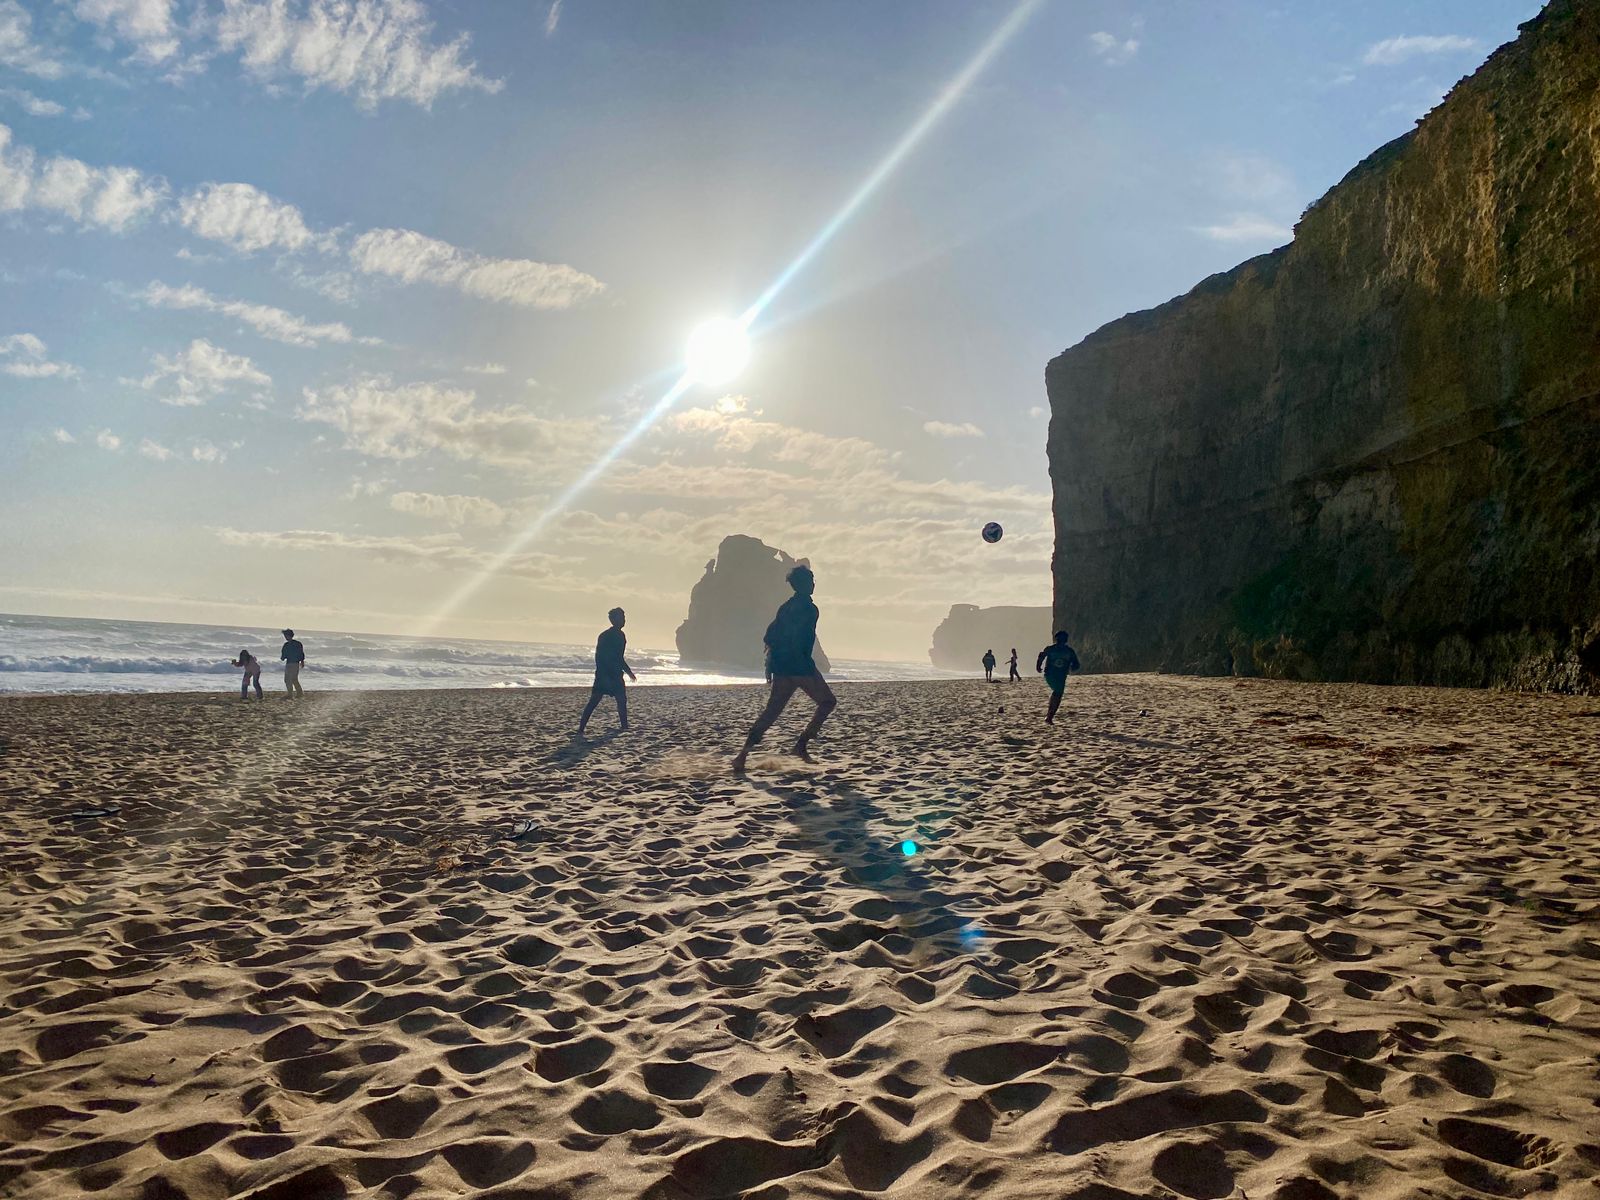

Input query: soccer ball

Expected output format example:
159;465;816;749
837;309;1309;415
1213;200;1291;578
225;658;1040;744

981;522;1003;544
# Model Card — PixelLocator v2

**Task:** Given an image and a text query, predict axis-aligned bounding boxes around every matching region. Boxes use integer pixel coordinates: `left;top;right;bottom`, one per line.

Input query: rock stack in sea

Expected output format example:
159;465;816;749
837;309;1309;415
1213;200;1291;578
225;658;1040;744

1046;0;1600;691
676;534;832;673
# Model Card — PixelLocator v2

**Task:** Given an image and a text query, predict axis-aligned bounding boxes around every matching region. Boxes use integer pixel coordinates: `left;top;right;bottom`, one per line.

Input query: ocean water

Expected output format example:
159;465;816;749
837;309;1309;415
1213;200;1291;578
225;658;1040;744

0;613;950;695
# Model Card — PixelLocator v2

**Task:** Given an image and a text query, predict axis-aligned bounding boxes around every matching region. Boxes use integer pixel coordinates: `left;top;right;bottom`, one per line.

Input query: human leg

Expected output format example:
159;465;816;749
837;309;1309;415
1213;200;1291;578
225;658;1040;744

616;687;629;730
578;685;605;734
791;671;837;758
1045;684;1064;723
732;677;799;771
240;672;250;699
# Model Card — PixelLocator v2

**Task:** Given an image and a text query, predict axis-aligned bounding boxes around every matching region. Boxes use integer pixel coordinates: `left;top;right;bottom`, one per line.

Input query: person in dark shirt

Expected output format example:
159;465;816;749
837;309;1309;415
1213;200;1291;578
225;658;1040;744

981;649;996;681
1035;630;1081;724
732;564;836;772
578;607;636;735
1008;648;1021;682
280;629;306;698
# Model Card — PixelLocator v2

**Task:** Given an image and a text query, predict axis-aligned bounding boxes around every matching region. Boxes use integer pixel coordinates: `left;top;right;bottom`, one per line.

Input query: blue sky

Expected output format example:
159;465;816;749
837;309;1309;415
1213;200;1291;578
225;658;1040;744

1;0;1541;659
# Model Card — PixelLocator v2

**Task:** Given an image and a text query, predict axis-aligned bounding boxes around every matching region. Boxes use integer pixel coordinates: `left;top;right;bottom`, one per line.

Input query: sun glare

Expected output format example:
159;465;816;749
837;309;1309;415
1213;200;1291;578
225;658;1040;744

684;317;751;386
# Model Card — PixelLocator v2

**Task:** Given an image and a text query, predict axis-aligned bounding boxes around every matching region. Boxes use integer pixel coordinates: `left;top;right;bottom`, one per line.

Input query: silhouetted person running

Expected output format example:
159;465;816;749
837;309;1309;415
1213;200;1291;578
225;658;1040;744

1035;630;1081;724
1008;648;1021;682
579;607;636;735
982;649;996;682
733;564;835;772
280;629;305;698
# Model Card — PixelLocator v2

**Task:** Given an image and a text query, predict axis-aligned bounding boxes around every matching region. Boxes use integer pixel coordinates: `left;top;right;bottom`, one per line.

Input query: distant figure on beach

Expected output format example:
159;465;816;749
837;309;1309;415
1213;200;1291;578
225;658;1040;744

982;649;996;682
578;607;636;735
280;629;306;698
232;649;262;700
1035;631;1081;724
733;563;835;772
1008;648;1021;682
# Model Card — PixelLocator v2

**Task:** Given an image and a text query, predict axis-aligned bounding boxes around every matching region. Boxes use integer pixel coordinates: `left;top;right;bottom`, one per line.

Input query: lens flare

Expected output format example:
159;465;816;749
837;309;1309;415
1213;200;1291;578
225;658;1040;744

900;839;919;857
685;317;751;386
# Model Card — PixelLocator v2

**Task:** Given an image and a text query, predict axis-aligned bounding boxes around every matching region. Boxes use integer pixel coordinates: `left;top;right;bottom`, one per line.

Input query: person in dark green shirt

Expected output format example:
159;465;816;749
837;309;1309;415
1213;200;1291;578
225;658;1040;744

732;564;836;772
1035;630;1081;724
578;607;636;735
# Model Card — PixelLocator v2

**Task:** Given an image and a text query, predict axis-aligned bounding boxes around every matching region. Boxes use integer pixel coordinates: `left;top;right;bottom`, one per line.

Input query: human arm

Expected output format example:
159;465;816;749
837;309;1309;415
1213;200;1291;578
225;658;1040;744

624;656;637;682
1068;648;1081;671
1035;649;1046;673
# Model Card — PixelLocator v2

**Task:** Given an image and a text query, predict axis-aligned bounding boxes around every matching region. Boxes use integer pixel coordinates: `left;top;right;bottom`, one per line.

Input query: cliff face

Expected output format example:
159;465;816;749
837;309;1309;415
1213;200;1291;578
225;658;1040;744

676;535;832;673
1047;0;1600;691
929;605;1053;671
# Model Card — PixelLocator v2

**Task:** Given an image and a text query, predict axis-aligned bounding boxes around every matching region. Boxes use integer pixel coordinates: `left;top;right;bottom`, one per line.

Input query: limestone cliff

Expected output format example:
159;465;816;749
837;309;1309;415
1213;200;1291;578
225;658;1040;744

929;605;1053;671
1047;0;1600;691
676;535;832;673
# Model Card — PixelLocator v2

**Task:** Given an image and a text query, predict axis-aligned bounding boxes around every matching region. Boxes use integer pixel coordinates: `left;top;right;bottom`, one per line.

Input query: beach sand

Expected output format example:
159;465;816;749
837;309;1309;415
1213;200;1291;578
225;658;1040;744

2;677;1598;1199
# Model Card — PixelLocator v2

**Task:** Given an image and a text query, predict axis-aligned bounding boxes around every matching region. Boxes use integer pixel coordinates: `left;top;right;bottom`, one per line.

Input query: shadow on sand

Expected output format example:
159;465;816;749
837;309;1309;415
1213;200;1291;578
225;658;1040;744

752;777;983;971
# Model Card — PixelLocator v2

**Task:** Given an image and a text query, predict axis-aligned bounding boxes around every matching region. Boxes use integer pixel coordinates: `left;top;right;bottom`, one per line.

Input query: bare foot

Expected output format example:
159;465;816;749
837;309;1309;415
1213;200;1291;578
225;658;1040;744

731;751;748;774
792;743;816;763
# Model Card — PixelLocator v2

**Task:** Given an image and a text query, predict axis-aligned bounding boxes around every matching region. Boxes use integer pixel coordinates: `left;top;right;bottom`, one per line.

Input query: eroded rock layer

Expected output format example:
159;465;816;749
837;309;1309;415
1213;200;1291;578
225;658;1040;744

1047;0;1600;690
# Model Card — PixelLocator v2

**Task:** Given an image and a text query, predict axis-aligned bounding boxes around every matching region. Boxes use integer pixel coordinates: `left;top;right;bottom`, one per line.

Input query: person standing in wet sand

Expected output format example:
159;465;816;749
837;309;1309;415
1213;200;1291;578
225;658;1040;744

280;629;306;698
1035;630;1081;725
733;564;835;772
578;607;636;735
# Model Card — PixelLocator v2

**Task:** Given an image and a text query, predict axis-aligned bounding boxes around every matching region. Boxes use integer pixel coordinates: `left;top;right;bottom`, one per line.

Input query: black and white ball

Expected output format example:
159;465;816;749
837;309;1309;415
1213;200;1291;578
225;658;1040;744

981;521;1004;544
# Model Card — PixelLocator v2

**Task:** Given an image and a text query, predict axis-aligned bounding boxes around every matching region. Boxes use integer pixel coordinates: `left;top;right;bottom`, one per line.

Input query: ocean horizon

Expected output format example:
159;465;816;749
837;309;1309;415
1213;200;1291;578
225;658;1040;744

0;612;955;696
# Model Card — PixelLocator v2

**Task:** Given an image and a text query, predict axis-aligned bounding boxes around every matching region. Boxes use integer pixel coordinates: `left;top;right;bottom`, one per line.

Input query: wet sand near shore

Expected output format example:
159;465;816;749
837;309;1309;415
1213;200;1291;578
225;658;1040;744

2;677;1598;1199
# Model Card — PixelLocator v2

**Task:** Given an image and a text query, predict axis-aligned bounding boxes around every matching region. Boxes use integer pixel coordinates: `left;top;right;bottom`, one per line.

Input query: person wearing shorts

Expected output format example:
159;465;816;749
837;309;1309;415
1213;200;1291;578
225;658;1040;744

732;564;835;772
1035;630;1081;724
578;607;636;735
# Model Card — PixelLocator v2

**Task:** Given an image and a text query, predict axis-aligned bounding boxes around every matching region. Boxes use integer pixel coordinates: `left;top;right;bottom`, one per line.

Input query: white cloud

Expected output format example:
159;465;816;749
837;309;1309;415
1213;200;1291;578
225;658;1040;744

389;490;508;527
0;2;65;78
544;0;561;38
53;428;75;443
177;181;317;253
0;124;166;232
1;331;79;378
138;436;174;460
95;428;122;451
1028;405;1048;419
350;227;604;308
1089;30;1139;66
463;361;507;375
135;338;272;406
212;0;503;109
72;0;180;62
1218;153;1294;204
1194;213;1293;244
1363;34;1478;67
298;378;599;466
140;281;360;347
923;420;984;439
216;526;559;580
1;87;66;117
190;439;225;462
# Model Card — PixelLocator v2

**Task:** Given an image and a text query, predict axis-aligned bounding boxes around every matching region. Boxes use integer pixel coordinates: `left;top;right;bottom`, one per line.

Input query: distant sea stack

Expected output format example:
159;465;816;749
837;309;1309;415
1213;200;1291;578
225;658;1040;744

930;605;1052;671
676;535;832;673
1047;0;1600;692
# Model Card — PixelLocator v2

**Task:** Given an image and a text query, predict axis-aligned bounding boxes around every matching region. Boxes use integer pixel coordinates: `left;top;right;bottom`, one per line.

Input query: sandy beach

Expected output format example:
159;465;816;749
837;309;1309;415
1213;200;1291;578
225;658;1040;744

2;677;1598;1199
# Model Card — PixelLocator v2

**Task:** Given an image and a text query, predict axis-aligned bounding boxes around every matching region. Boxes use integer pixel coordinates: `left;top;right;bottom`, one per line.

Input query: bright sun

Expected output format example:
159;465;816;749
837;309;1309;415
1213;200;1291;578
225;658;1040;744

684;317;751;386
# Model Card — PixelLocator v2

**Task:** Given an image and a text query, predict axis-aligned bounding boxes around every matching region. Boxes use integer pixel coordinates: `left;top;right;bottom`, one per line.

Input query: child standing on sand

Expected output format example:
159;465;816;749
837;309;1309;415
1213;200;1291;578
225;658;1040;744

733;564;836;772
232;650;263;700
